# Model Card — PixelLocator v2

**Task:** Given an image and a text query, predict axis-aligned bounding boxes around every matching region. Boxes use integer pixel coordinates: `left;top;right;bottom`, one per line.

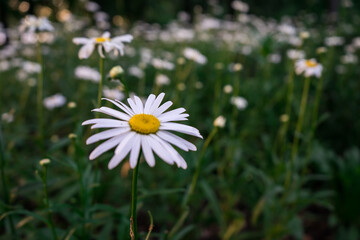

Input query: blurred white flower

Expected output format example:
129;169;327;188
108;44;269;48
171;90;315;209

295;59;323;78
128;66;144;78
43;94;66;110
287;49;305;60
213;115;226;128
151;58;175;70
83;93;202;169
109;65;124;79
325;36;344;47
231;1;249;12
23;61;41;74
231;96;248;110
1;110;15;123
85;1;100;12
73;31;133;59
316;47;327;54
75;66;100;83
223;84;233;94
341;54;358;64
102;86;124;100
19;15;54;33
155;74;170;86
183;47;207;65
228;63;243;72
268;53;282;64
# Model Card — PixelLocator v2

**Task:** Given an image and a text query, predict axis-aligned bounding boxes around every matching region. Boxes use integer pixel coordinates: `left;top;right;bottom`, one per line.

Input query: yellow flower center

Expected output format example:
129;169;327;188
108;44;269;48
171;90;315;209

129;114;160;134
305;60;318;68
95;37;110;43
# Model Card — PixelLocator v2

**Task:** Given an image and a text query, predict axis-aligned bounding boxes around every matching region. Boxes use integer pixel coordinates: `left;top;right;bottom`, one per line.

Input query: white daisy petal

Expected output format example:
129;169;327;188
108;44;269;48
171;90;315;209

114;99;135;116
156;130;197;151
150;135;187;169
129;134;141;168
149;92;165;114
78;43;95;59
134;96;144;113
73;37;91;45
103;42;113;52
82;118;128;127
108;137;134;169
112;34;133;43
86;127;130;145
92;107;131;121
160;122;203;138
148;134;174;165
141;136;155;167
115;131;136;154
159;113;189;122
127;98;141;114
98;45;105;58
144;94;156;113
153;101;173;117
89;135;124;160
102;31;111;38
157;108;186;120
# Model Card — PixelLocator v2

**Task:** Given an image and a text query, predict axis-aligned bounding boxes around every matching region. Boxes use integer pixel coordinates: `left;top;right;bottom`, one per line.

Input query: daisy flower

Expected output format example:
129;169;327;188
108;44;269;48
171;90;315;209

82;93;202;169
72;31;133;59
19;15;54;33
295;59;323;78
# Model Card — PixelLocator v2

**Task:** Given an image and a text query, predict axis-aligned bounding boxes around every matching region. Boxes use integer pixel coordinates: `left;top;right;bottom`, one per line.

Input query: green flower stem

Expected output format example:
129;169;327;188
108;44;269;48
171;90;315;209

37;41;44;150
169;128;217;238
120;77;130;99
130;155;141;240
213;69;223;117
97;57;105;110
41;164;58;240
286;76;311;188
0;123;15;236
279;66;295;158
303;75;324;174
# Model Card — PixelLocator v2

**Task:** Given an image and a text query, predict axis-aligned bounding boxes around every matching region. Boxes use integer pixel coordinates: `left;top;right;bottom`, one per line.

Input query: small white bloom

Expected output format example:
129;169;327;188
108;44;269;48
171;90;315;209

109;65;124;79
231;96;248;110
231;1;249;12
75;66;100;83
128;66;145;79
19;15;54;33
1;110;15;123
325;36;344;47
213;116;226;128
39;158;51;166
228;63;243;72
287;49;305;60
341;54;358;64
102;86;125;100
155;74;170;86
43;94;66;110
295;59;323;78
183;47;207;65
268;53;282;64
73;31;133;59
83;93;202;169
223;84;233;94
23;61;41;74
151;58;175;70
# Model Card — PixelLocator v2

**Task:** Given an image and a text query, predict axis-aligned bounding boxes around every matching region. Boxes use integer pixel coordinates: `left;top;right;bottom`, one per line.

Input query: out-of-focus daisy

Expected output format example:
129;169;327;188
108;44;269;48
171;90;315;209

102;86;124;100
19;15;54;33
183;47;207;65
213;116;226;128
128;66;145;79
151;58;175;70
231;96;248;110
325;36;344;47
72;31;133;59
1;109;15;123
287;49;305;60
155;74;170;86
109;65;124;79
231;1;249;12
75;66;100;83
223;84;233;94
82;93;202;169
295;59;323;78
43;93;66;110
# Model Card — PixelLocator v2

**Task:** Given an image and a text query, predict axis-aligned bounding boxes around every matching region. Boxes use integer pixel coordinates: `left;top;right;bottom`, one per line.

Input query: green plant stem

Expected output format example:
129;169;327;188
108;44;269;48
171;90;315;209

130;155;141;240
42;165;58;240
97;57;105;110
286;76;311;188
0;123;16;236
169;128;217;238
303;76;324;174
120;78;130;99
37;41;44;150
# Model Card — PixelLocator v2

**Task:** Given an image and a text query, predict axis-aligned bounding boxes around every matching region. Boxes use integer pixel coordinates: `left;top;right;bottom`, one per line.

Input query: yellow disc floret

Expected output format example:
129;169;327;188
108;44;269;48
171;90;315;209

95;37;110;43
305;60;318;68
129;114;160;134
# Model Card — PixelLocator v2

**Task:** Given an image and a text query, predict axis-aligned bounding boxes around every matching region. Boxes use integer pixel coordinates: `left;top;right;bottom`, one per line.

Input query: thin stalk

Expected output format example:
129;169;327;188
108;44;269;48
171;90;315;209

120;77;130;99
97;57;105;110
285;76;311;188
169;128;217;238
230;71;241;136
37;40;44;150
41;165;58;240
130;155;141;240
303;76;324;174
0;123;16;236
